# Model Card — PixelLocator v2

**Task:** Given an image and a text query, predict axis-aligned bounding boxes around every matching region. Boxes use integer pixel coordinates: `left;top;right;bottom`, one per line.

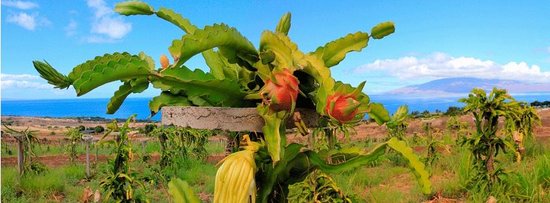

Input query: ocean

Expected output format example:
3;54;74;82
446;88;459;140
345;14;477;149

1;94;549;121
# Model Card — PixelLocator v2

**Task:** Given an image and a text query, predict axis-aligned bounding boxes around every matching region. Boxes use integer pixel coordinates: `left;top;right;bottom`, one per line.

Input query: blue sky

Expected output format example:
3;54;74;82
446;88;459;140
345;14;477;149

2;0;550;100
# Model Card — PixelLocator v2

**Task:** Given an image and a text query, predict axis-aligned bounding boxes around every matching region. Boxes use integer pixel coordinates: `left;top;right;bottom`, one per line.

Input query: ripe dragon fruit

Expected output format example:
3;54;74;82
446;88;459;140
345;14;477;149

260;69;300;112
325;92;362;123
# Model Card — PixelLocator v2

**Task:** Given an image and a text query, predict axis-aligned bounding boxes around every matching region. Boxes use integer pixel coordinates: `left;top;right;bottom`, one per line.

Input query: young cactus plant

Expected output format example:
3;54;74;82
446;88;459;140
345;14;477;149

34;1;431;202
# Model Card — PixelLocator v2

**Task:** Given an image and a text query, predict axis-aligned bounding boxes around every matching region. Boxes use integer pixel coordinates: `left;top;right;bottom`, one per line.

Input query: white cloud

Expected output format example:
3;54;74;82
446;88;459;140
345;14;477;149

1;73;73;99
91;17;131;39
6;11;51;31
1;80;51;89
7;12;36;30
65;19;78;36
87;0;111;19
1;73;51;89
86;0;131;42
1;0;38;10
1;73;40;80
3;1;50;31
355;52;550;83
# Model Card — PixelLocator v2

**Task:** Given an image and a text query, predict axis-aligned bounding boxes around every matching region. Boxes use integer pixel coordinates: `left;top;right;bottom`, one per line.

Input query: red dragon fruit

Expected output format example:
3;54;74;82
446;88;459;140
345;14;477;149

325;92;361;123
260;69;300;112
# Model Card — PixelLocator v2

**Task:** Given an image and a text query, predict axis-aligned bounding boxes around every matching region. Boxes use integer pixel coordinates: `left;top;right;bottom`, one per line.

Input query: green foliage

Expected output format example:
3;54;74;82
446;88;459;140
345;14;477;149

2;125;46;175
517;103;540;139
258;105;288;164
107;79;149;114
169;23;258;68
201;48;245;80
506;102;541;161
301;54;335;113
2;167;67;200
365;103;391;125
449;144;550;202
115;1;154;16
254;137;431;201
458;88;526;193
32;60;72;89
70;52;153;96
168;178;201;203
331;162;411;200
386;138;432;194
370;21;395;39
150;126;210;168
148;92;191;115
99;115;147;202
150;67;249;108
155;7;197;33
310;118;357;151
32;2;395;136
530;100;550;108
256;143;304;202
445;116;468;134
419;122;443;169
444;106;464;116
170;158;218;195
32;2;427;201
386;105;409;140
65;128;83;162
33;1;395;121
142;124;156;135
305;142;387;173
153;7;247;81
94;125;105;134
259;30;307;73
275;12;291;35
312;31;369;68
287;170;352;203
506;155;550;202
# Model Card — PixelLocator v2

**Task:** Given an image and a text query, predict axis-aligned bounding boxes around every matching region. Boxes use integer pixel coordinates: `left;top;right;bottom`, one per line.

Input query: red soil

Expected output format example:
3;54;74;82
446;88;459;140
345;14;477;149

1;108;549;167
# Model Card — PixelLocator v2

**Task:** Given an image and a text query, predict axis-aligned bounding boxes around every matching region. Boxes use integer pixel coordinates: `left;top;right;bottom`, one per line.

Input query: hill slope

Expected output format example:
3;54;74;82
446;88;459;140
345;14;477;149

387;77;550;96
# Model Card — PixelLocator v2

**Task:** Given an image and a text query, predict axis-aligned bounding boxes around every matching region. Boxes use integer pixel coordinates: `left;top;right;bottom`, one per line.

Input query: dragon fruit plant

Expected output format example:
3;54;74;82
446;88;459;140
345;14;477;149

34;1;431;202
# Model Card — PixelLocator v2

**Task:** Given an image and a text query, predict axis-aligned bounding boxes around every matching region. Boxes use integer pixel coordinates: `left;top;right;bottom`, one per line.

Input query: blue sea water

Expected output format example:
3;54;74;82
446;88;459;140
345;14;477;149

1;98;160;121
1;94;549;121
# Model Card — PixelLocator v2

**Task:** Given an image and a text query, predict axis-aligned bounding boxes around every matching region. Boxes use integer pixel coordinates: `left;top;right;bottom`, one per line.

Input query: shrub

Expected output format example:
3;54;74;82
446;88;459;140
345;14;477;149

94;125;104;134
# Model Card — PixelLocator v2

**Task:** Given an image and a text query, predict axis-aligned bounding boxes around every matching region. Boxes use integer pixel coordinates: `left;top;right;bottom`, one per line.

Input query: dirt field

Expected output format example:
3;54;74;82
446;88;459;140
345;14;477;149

2;108;549;167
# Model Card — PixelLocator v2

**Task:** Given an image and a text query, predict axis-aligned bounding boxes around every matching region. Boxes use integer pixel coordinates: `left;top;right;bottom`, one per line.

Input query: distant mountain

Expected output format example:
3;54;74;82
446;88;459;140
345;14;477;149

386;77;550;97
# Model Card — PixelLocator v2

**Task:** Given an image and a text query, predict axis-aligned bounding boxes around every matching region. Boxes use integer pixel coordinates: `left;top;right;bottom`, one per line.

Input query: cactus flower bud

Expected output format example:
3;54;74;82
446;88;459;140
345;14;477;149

214;134;259;203
260;69;300;112
325;93;362;123
160;54;169;69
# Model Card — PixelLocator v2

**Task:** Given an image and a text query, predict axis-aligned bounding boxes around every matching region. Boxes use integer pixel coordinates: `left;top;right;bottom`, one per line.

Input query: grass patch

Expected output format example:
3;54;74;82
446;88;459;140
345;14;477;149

1;167;19;201
170;158;218;195
367;187;406;202
333;157;425;202
2;128;548;202
205;141;226;155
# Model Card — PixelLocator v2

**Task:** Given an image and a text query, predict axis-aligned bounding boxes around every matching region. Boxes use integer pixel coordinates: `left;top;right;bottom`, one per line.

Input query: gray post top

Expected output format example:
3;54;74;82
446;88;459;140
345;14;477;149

161;106;319;132
82;135;95;142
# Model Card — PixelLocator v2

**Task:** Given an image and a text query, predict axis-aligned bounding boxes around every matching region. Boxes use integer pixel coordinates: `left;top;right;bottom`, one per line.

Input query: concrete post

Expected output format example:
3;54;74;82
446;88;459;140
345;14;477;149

141;140;147;158
95;144;98;163
142;140;146;153
82;135;93;178
16;136;24;175
161;106;318;131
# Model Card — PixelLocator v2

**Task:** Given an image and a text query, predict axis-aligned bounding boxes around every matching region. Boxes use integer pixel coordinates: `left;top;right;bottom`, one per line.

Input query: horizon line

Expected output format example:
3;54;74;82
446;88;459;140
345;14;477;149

2;92;549;102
